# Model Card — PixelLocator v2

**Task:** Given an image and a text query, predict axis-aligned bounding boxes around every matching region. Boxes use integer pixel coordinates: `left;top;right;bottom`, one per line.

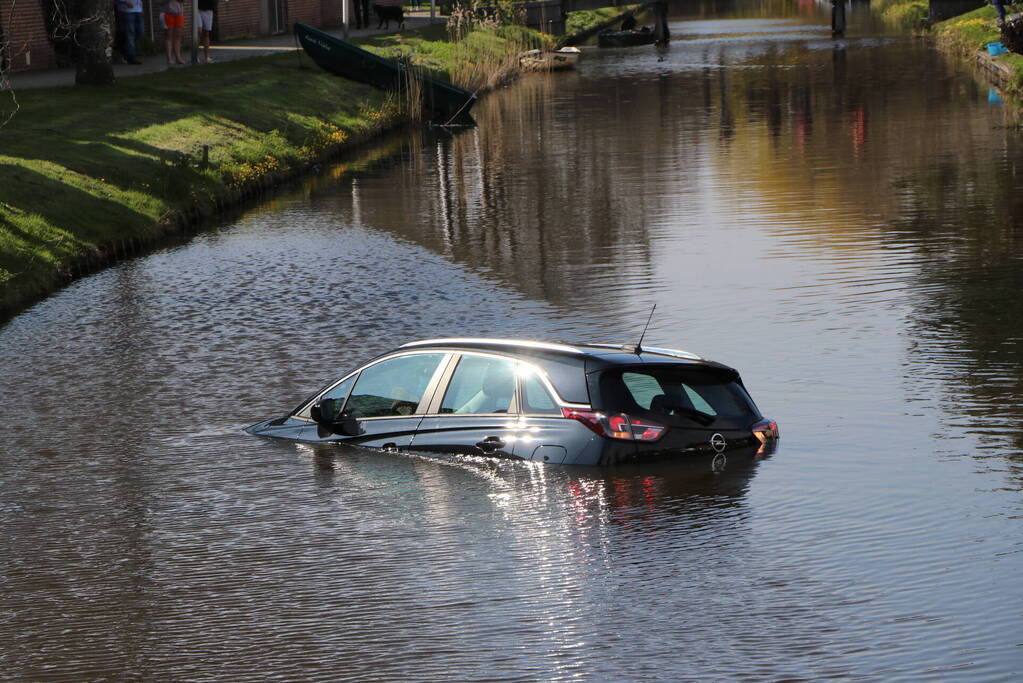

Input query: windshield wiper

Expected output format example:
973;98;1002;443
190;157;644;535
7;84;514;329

666;404;716;426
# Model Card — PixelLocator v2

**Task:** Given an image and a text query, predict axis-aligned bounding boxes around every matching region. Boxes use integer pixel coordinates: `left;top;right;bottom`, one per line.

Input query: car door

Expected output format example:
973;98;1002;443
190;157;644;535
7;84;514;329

410;353;519;458
508;366;579;464
308;352;448;449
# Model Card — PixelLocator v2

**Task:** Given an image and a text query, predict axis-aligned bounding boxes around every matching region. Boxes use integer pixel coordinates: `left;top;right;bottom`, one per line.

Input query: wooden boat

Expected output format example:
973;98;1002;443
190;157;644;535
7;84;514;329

597;28;656;48
294;22;477;124
518;46;581;72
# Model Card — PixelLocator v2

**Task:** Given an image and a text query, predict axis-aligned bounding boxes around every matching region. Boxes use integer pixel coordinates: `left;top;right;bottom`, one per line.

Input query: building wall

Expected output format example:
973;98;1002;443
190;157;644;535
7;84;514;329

1;0;59;71
217;0;263;40
3;0;352;72
288;0;323;29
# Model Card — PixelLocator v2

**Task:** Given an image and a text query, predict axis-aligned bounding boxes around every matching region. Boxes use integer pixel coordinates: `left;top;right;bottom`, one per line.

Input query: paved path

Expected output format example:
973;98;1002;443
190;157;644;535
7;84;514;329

8;13;443;90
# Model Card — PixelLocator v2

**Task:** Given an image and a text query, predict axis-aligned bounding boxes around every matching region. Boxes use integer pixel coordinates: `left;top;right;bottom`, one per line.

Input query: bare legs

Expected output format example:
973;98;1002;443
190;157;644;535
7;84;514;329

165;26;184;64
200;28;211;63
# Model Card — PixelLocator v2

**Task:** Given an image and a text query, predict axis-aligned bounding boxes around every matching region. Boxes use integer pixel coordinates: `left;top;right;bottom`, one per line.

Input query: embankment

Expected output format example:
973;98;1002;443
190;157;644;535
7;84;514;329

0;22;556;321
562;4;642;45
932;6;1023;94
874;1;1023;96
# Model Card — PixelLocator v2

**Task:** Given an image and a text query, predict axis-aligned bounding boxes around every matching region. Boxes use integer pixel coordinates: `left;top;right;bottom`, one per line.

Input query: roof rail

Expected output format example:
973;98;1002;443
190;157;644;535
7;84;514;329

578;342;703;361
399;338;585;355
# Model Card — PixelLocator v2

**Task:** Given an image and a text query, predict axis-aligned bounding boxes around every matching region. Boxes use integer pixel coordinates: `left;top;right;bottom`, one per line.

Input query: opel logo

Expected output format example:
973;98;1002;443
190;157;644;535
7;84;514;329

710;433;727;453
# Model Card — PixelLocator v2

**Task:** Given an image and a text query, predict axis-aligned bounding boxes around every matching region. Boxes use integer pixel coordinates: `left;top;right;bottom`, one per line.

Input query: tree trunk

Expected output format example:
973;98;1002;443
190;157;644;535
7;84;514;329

71;0;115;85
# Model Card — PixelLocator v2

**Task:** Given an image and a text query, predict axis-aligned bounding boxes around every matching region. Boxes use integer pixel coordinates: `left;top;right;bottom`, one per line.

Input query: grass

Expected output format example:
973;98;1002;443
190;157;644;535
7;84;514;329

0;22;556;317
935;6;1001;53
565;5;641;36
934;6;1023;94
871;0;930;32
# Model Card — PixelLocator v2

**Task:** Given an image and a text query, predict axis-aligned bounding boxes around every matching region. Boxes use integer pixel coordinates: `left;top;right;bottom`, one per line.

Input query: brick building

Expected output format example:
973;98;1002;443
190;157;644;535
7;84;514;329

1;0;350;72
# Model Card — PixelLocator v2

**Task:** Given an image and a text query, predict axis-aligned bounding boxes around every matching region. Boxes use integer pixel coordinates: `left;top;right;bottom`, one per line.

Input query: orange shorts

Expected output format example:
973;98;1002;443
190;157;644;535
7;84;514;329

163;12;184;29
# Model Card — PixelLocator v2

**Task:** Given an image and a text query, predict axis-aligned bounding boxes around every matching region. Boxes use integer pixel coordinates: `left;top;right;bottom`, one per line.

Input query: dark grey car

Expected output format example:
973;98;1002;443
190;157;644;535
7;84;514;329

245;338;779;465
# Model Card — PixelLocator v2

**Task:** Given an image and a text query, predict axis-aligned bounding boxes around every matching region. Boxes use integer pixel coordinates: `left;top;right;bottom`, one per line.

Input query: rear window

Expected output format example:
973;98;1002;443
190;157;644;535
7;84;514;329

597;366;760;426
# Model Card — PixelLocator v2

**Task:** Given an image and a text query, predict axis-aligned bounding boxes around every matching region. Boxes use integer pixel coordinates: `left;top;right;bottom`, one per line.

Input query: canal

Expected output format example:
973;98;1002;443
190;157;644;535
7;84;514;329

2;4;1022;679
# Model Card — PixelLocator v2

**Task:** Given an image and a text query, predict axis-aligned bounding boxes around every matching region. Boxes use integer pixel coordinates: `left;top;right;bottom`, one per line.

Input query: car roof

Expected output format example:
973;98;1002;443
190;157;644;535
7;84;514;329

397;338;734;371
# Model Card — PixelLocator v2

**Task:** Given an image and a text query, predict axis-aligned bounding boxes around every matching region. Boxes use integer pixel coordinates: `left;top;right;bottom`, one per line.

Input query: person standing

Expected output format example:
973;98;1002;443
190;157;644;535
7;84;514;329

197;0;217;63
116;0;145;64
161;0;185;64
993;0;1012;24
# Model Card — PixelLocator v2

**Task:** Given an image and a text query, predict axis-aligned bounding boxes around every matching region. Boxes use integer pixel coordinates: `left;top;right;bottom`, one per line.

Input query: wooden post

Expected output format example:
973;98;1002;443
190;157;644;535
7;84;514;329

831;0;846;38
654;0;670;45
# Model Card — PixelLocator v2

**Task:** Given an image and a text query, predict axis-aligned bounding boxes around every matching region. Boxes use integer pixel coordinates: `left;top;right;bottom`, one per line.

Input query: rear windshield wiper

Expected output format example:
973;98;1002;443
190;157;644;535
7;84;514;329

666;404;716;426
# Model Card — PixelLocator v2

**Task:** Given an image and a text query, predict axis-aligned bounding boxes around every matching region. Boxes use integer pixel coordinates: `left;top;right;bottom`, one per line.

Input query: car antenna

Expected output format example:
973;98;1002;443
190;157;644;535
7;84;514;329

622;304;656;355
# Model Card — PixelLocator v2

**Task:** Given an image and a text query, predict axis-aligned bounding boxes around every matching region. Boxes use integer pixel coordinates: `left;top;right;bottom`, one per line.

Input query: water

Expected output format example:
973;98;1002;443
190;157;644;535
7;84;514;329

3;7;1023;680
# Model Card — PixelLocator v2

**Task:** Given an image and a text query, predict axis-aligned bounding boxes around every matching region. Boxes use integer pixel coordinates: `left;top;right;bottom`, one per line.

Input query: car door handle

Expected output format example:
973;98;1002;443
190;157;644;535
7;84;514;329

476;436;505;452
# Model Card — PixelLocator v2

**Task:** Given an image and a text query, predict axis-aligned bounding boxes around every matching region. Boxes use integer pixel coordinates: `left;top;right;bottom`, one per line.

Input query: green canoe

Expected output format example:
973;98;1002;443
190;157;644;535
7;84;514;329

294;22;477;124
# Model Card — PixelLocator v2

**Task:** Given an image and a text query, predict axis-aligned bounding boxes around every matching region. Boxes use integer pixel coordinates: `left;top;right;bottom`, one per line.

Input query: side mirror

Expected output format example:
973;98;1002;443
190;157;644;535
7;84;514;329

312;397;343;425
311;399;361;437
335;418;361;436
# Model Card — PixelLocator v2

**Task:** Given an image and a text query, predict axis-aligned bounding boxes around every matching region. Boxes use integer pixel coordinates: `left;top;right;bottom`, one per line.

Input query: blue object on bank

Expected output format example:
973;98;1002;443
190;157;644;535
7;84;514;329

989;88;1004;105
987;42;1008;56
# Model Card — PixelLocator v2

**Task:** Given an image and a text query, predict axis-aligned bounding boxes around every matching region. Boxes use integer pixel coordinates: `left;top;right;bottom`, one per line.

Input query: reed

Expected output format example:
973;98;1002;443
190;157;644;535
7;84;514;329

394;54;426;122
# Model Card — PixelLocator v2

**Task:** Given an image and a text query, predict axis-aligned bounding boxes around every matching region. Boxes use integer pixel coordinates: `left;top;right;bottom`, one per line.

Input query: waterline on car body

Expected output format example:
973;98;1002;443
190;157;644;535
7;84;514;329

246;338;779;465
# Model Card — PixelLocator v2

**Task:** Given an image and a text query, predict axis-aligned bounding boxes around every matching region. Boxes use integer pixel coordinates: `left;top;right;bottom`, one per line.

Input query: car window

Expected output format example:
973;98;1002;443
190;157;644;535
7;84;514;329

441;355;516;414
520;369;561;415
319;375;356;422
623;372;716;415
605;367;759;421
342;353;445;419
622;373;662;410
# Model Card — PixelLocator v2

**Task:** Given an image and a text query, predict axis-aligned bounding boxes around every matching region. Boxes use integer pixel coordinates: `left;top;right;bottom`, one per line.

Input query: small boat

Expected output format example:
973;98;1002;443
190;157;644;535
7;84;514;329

597;28;656;48
518;46;581;72
294;22;477;124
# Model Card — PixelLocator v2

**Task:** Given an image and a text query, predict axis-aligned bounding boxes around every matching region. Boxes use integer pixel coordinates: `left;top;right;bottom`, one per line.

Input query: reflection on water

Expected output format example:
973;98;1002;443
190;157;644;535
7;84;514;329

2;5;1023;680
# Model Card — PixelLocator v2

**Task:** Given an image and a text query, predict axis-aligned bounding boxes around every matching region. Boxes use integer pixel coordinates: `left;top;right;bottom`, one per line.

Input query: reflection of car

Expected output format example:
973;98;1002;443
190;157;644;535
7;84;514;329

245;338;779;465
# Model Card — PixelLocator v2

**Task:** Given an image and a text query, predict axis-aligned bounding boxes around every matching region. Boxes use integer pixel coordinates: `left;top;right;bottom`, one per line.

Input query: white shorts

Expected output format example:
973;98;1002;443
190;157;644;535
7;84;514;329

198;10;214;31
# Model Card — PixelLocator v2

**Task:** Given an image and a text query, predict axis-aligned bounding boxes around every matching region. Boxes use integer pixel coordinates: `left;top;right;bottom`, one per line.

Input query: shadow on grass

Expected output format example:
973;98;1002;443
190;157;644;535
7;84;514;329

0;162;154;249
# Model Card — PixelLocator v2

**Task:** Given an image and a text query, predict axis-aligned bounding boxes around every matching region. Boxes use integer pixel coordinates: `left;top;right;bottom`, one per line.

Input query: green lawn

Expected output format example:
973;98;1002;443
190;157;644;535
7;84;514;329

0;23;546;317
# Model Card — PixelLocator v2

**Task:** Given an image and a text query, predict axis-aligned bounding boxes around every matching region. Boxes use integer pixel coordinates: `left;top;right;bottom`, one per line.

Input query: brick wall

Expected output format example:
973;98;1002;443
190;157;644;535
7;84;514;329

2;0;354;72
1;0;59;71
321;0;341;27
288;0;322;29
216;0;262;40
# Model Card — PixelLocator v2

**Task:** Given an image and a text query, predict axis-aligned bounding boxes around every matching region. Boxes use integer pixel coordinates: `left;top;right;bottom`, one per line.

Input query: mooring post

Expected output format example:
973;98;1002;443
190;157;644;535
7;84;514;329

831;0;846;38
654;1;670;45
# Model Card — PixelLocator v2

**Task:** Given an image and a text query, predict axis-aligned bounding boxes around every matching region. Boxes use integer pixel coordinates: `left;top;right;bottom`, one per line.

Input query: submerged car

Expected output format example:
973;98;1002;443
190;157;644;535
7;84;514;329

245;338;778;465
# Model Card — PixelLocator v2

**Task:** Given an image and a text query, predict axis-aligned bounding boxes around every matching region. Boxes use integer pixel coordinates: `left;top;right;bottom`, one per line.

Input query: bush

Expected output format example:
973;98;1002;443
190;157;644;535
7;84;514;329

883;0;930;31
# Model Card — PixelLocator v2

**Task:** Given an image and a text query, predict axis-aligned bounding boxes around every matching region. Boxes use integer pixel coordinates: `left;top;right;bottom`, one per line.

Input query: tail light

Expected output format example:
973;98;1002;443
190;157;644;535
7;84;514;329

562;408;666;442
751;419;779;444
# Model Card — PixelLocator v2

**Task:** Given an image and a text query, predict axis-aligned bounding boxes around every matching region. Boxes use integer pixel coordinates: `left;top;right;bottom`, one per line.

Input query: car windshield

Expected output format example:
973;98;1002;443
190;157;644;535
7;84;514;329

597;366;760;426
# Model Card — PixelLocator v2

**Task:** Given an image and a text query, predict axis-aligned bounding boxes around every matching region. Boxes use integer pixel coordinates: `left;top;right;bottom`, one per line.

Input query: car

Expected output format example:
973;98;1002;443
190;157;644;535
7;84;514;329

245;338;779;465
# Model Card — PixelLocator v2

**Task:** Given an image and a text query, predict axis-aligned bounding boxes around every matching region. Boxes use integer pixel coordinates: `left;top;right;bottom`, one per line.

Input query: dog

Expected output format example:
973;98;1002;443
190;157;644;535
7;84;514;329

372;4;405;30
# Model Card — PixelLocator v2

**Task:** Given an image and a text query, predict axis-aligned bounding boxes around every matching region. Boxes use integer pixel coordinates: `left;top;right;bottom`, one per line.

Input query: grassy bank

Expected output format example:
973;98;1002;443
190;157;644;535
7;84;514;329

934;7;1023;92
565;5;641;36
872;0;930;32
0;23;543;319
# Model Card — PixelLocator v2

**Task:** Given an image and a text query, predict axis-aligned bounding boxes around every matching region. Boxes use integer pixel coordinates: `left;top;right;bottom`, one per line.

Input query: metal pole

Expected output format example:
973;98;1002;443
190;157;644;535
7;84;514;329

343;0;349;38
191;0;199;63
430;0;436;23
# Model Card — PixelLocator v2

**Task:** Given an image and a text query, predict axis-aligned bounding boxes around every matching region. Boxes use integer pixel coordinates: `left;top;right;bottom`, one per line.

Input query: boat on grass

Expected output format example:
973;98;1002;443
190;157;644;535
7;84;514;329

518;46;581;72
294;22;477;124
